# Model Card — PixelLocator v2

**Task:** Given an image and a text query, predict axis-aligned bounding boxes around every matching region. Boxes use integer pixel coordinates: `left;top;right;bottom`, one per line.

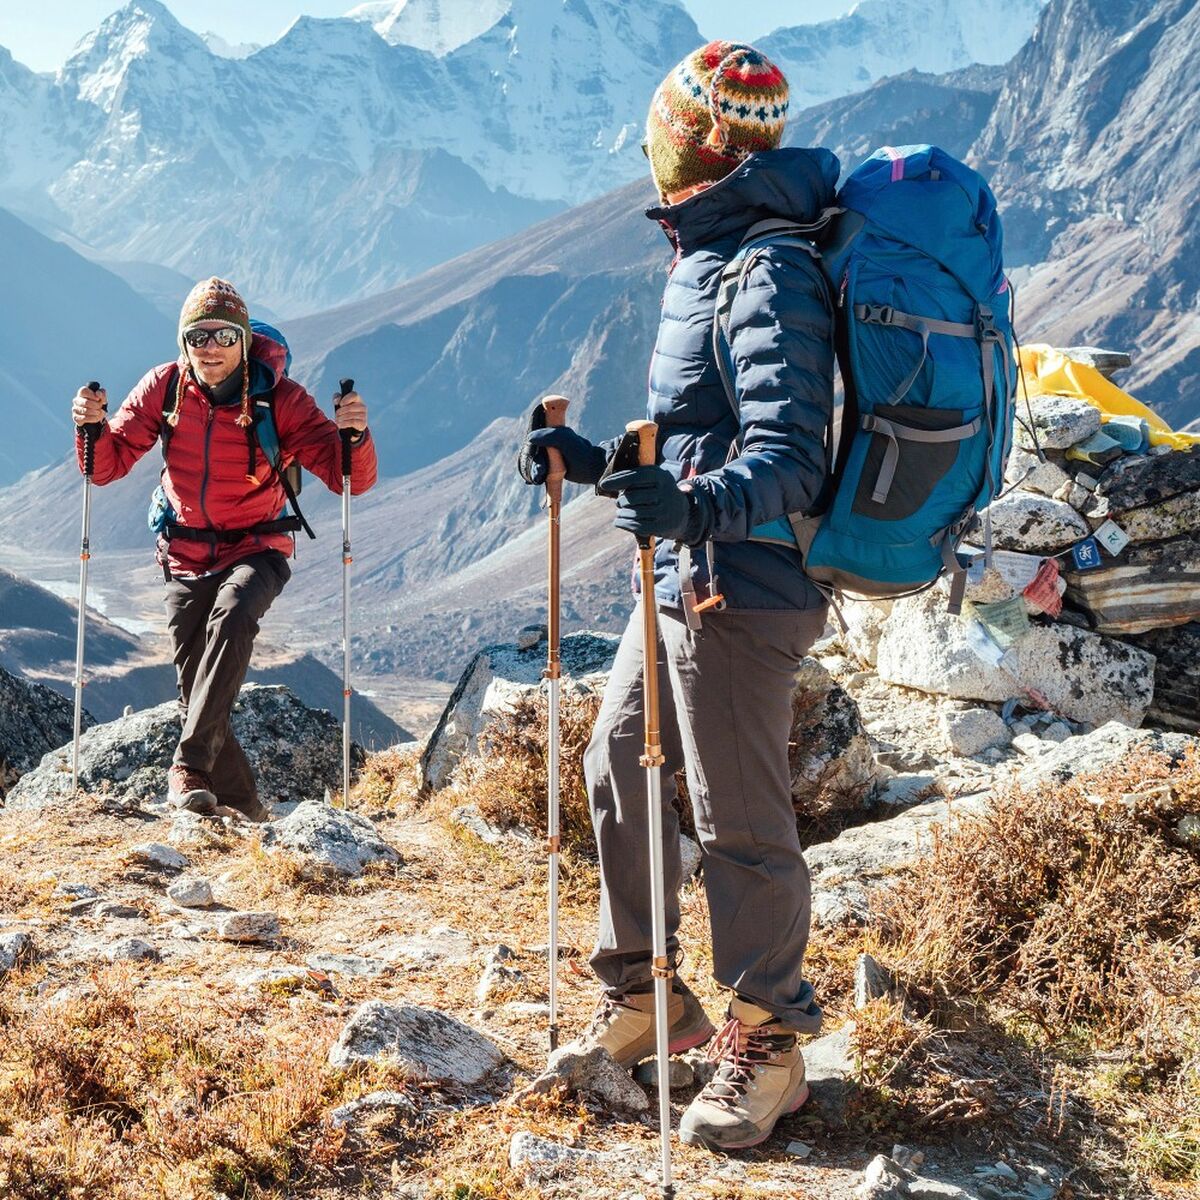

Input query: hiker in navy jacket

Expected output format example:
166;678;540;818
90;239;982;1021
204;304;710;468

520;42;837;1152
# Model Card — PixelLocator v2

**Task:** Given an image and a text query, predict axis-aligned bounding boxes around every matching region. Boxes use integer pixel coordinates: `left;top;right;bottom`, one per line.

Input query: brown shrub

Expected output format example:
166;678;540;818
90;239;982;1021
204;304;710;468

875;747;1200;1039
460;691;602;853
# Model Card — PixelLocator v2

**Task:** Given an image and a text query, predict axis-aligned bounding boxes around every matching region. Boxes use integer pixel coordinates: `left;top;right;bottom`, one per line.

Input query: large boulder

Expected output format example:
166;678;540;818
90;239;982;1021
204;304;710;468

4;684;362;811
1064;533;1200;635
0;664;93;796
840;600;892;668
260;801;401;878
875;584;1156;727
790;658;881;819
985;491;1090;554
420;631;618;793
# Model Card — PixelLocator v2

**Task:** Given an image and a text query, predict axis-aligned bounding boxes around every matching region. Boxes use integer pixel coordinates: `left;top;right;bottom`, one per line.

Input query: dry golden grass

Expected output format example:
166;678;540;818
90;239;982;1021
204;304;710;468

870;747;1200;1189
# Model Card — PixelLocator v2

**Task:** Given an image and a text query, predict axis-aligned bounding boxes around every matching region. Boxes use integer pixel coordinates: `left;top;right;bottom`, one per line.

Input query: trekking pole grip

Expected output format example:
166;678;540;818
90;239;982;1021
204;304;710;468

337;378;354;477
627;419;658;469
541;394;569;506
83;381;103;477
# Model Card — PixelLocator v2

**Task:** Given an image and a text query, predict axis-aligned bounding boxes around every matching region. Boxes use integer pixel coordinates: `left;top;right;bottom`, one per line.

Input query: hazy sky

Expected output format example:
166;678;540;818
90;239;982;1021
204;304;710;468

1;1;853;72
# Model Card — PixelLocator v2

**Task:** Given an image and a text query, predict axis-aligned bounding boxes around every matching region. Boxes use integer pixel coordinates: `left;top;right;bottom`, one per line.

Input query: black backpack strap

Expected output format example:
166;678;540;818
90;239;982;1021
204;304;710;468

160;365;180;461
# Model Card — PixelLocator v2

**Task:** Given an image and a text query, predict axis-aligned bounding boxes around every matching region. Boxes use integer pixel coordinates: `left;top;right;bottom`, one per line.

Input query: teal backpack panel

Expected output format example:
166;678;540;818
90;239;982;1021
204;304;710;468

803;144;1017;599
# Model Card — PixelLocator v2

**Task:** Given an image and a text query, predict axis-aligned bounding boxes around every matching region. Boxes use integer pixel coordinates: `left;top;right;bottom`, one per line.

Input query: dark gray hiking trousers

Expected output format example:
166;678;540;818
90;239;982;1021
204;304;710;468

163;550;290;810
584;602;827;1034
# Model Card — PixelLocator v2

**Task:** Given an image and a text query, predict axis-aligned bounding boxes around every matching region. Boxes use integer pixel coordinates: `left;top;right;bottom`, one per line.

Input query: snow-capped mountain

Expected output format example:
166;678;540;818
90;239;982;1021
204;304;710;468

201;32;262;59
0;0;1050;314
763;0;1046;111
345;0;511;55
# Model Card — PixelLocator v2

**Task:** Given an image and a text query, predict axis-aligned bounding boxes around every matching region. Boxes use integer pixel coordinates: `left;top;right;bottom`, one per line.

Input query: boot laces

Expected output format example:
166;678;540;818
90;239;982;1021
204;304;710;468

699;1016;794;1111
170;765;212;792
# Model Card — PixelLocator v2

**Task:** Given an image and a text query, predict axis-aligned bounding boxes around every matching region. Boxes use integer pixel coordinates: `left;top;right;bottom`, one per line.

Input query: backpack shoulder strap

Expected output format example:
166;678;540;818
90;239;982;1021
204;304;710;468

254;386;315;540
160;365;180;462
711;216;832;420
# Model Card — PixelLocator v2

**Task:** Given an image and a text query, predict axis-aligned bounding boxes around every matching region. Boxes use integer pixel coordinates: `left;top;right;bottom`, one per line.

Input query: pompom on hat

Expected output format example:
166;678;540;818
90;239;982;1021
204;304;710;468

175;276;253;429
646;41;789;202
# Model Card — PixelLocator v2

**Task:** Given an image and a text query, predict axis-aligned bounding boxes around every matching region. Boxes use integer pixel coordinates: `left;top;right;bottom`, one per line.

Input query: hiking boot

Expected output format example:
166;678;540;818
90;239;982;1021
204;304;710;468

581;982;715;1070
678;996;809;1152
167;764;217;816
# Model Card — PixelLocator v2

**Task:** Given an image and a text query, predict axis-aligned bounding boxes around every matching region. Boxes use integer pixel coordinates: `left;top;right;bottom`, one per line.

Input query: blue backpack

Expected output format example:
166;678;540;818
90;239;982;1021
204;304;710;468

714;144;1016;613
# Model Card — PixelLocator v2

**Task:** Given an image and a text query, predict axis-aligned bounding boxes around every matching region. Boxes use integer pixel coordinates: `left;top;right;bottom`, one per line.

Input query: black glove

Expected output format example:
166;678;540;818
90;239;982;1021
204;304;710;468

518;424;607;486
607;465;698;542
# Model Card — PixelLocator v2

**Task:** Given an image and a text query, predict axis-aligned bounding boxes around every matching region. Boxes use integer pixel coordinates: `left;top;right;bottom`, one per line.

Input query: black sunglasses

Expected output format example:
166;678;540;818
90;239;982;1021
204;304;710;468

183;327;241;349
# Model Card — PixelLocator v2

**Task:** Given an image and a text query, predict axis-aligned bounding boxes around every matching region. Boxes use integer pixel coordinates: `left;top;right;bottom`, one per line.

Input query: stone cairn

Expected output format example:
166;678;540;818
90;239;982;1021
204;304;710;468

848;346;1200;733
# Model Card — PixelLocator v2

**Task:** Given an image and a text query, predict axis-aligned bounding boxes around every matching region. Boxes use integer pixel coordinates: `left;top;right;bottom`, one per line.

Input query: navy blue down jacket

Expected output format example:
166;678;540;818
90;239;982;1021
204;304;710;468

641;146;840;613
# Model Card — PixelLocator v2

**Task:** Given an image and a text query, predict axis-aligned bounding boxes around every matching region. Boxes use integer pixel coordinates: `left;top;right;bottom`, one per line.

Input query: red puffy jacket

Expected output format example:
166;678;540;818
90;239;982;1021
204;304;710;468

75;333;377;578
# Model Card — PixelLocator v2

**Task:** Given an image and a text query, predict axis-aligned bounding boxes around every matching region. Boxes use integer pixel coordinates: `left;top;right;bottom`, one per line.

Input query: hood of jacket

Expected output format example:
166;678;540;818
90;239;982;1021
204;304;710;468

645;146;841;253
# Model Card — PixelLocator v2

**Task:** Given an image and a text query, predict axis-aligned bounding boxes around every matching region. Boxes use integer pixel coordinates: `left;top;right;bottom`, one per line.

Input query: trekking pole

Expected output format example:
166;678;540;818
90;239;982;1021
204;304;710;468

540;393;569;1053
72;381;104;794
626;418;676;1200
336;378;354;805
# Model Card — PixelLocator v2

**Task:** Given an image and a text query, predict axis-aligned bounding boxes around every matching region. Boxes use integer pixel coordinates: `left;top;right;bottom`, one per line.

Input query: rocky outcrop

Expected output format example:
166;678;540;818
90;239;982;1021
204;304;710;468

790;658;882;820
1017;722;1199;788
874;584;1155;727
0;664;92;796
4;684;364;812
420;631;619;793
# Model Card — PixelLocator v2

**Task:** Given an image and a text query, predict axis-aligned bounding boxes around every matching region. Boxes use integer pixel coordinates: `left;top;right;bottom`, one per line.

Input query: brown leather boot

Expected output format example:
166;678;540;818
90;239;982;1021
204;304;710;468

580;982;715;1070
679;996;809;1151
167;764;217;816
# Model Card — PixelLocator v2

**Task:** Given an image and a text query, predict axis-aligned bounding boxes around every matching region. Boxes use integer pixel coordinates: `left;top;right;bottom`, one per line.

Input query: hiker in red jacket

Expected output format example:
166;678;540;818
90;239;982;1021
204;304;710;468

71;277;377;820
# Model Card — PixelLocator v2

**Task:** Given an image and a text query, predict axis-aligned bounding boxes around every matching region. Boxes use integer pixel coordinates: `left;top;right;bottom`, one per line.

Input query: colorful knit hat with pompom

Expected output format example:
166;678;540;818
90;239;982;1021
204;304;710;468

646;41;789;202
175;276;254;429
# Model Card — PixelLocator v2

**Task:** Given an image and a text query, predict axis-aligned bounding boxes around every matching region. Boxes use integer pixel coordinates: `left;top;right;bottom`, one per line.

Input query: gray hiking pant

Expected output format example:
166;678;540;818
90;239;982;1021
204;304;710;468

585;602;827;1034
164;550;290;811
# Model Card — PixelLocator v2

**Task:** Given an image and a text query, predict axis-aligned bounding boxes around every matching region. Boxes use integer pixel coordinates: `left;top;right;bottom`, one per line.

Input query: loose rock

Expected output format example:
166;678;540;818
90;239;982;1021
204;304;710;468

260;801;401;879
633;1056;695;1091
509;1131;613;1180
166;877;213;908
105;937;158;962
215;912;280;944
129;843;190;871
0;931;32;972
940;708;1011;757
329;1089;420;1129
985;491;1090;554
329;1000;504;1085
1014;394;1101;451
515;1043;649;1115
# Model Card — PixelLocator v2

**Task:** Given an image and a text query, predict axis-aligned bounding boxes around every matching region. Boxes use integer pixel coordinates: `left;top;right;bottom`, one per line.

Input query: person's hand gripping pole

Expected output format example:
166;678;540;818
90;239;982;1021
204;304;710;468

72;380;106;794
540;394;569;1053
627;419;676;1200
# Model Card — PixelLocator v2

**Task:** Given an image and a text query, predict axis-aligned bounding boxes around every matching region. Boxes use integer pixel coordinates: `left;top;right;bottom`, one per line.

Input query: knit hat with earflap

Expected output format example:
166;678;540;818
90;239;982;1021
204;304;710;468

646;41;789;202
175;276;254;430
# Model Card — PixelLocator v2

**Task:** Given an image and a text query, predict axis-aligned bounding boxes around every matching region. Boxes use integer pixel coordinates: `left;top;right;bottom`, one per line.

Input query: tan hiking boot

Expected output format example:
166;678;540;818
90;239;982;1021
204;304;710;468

167;764;217;816
678;996;810;1151
582;983;715;1070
